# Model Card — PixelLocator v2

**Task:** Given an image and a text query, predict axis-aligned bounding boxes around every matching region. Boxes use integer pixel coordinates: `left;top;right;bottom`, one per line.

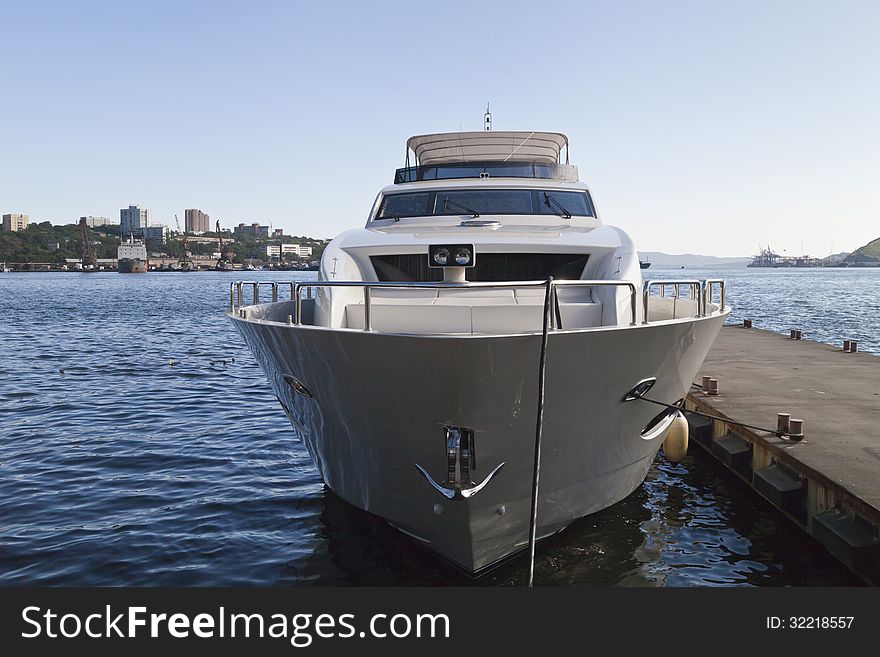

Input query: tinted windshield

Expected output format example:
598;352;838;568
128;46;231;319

376;189;595;219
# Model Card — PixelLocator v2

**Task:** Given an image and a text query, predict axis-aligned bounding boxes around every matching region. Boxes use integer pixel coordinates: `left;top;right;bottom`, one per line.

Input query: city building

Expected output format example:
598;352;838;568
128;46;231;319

265;244;313;258
185;208;210;233
120;205;151;236
235;222;270;238
80;216;117;228
273;228;284;237
2;213;29;232
186;235;235;244
143;224;168;245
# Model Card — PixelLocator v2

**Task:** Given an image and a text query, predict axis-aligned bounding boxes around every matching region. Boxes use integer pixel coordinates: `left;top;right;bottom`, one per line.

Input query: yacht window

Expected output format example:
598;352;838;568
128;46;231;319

394;161;561;183
435;190;533;215
538;191;594;217
374;189;595;220
377;191;432;219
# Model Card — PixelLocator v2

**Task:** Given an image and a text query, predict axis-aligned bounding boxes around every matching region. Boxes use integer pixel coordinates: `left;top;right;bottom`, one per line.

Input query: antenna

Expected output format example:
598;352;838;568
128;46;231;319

484;103;492;131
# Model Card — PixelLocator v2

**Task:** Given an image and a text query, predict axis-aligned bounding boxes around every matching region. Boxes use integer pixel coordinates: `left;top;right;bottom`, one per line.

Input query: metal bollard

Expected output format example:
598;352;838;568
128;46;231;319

701;375;712;391
743;319;752;328
844;340;852;352
790;329;797;339
796;329;803;340
287;315;293;325
777;413;791;434
850;340;858;353
707;378;719;396
788;418;804;441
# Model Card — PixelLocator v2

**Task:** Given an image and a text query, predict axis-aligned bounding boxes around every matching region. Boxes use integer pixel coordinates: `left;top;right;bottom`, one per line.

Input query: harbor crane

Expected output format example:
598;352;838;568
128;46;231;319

78;218;97;271
174;214;195;271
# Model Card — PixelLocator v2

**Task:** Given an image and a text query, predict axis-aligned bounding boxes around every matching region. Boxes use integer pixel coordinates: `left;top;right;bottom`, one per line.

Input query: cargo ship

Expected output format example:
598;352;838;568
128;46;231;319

118;234;148;273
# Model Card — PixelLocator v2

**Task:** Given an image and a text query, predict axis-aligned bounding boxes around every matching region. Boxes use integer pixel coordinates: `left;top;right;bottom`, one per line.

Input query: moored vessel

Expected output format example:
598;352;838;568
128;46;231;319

118;233;148;273
227;127;729;572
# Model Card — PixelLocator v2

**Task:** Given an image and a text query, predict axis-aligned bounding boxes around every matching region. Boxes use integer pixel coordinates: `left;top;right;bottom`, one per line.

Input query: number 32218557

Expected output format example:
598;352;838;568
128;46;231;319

766;617;854;629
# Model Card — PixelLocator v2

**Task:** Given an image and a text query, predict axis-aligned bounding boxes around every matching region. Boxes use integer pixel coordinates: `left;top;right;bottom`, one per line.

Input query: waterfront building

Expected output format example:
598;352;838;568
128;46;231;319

186;235;235;245
273;228;284;237
235;222;270;238
142;224;168;245
120;205;151;236
185;208;210;234
80;216;117;228
265;244;313;258
2;213;29;232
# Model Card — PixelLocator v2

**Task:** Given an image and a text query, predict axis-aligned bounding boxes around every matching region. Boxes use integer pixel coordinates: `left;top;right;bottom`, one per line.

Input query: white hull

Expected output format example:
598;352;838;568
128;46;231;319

230;307;727;571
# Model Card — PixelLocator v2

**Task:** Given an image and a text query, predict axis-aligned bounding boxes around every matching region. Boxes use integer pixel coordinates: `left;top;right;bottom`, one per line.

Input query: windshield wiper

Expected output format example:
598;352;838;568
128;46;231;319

443;197;480;218
543;192;572;219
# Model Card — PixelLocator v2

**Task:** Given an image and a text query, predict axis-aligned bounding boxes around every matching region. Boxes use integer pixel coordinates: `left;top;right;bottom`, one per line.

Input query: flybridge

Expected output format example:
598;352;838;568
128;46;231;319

394;131;579;184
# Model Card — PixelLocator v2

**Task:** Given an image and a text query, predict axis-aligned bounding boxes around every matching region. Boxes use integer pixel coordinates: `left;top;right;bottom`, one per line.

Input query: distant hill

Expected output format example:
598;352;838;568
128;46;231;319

824;251;850;265
844;237;880;263
638;251;751;268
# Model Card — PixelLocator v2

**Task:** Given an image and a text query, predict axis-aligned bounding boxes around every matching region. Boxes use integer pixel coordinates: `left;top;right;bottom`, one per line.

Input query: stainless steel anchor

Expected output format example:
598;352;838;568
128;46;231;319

414;426;505;500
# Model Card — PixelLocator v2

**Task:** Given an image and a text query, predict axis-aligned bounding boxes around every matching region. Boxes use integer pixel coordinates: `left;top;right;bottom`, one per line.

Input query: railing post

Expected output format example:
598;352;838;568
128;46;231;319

364;286;372;331
229;283;235;312
629;283;637;326
272;282;278;303
236;282;243;308
294;283;302;325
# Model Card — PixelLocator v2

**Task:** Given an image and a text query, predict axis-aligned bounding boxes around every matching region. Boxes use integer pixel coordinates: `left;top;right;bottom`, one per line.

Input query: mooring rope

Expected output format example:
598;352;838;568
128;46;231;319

634;392;786;437
527;277;553;588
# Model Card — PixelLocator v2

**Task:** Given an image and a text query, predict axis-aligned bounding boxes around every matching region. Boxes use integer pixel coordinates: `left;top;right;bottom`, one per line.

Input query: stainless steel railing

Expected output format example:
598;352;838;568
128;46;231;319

290;280;638;330
229;281;312;310
229;277;726;331
702;279;725;314
642;279;726;319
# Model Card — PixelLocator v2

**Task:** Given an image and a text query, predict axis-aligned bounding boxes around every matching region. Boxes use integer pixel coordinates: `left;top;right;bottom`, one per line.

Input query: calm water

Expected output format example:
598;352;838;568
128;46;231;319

1;268;875;586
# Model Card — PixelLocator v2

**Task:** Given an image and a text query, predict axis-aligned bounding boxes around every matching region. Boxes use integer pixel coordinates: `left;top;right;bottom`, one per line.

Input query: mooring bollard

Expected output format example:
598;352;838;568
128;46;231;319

743;319;752;328
777;412;791;435
796;329;803;340
790;329;797;339
287;314;293;325
850;340;858;353
701;375;712;391
844;340;852;352
707;378;719;396
788;418;804;441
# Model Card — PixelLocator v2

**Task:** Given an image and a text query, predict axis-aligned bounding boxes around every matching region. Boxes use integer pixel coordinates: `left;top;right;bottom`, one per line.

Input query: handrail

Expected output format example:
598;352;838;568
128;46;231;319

229;277;726;331
702;279;725;314
229;281;314;312
642;279;702;323
290;279;638;330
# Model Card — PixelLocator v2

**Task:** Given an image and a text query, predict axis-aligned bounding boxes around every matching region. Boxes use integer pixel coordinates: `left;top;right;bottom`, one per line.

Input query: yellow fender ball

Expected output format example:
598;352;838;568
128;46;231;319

662;412;689;463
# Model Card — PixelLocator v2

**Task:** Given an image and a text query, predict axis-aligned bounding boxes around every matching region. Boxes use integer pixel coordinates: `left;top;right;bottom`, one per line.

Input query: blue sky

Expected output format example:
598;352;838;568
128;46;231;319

1;0;877;256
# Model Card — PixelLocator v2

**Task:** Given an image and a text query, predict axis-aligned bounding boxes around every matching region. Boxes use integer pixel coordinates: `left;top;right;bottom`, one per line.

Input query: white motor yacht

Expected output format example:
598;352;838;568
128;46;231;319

228;129;729;573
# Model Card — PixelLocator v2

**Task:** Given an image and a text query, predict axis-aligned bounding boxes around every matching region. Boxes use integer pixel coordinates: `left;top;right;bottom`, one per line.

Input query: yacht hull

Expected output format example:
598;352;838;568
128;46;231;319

230;311;727;572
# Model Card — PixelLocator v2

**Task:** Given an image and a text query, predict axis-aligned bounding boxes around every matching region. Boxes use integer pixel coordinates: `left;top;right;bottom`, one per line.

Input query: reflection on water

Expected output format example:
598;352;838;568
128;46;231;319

295;453;859;586
0;270;869;585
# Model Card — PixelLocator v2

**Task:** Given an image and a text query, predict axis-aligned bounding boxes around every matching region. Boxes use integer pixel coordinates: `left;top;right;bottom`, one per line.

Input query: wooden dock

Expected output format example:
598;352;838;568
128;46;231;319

686;325;880;584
